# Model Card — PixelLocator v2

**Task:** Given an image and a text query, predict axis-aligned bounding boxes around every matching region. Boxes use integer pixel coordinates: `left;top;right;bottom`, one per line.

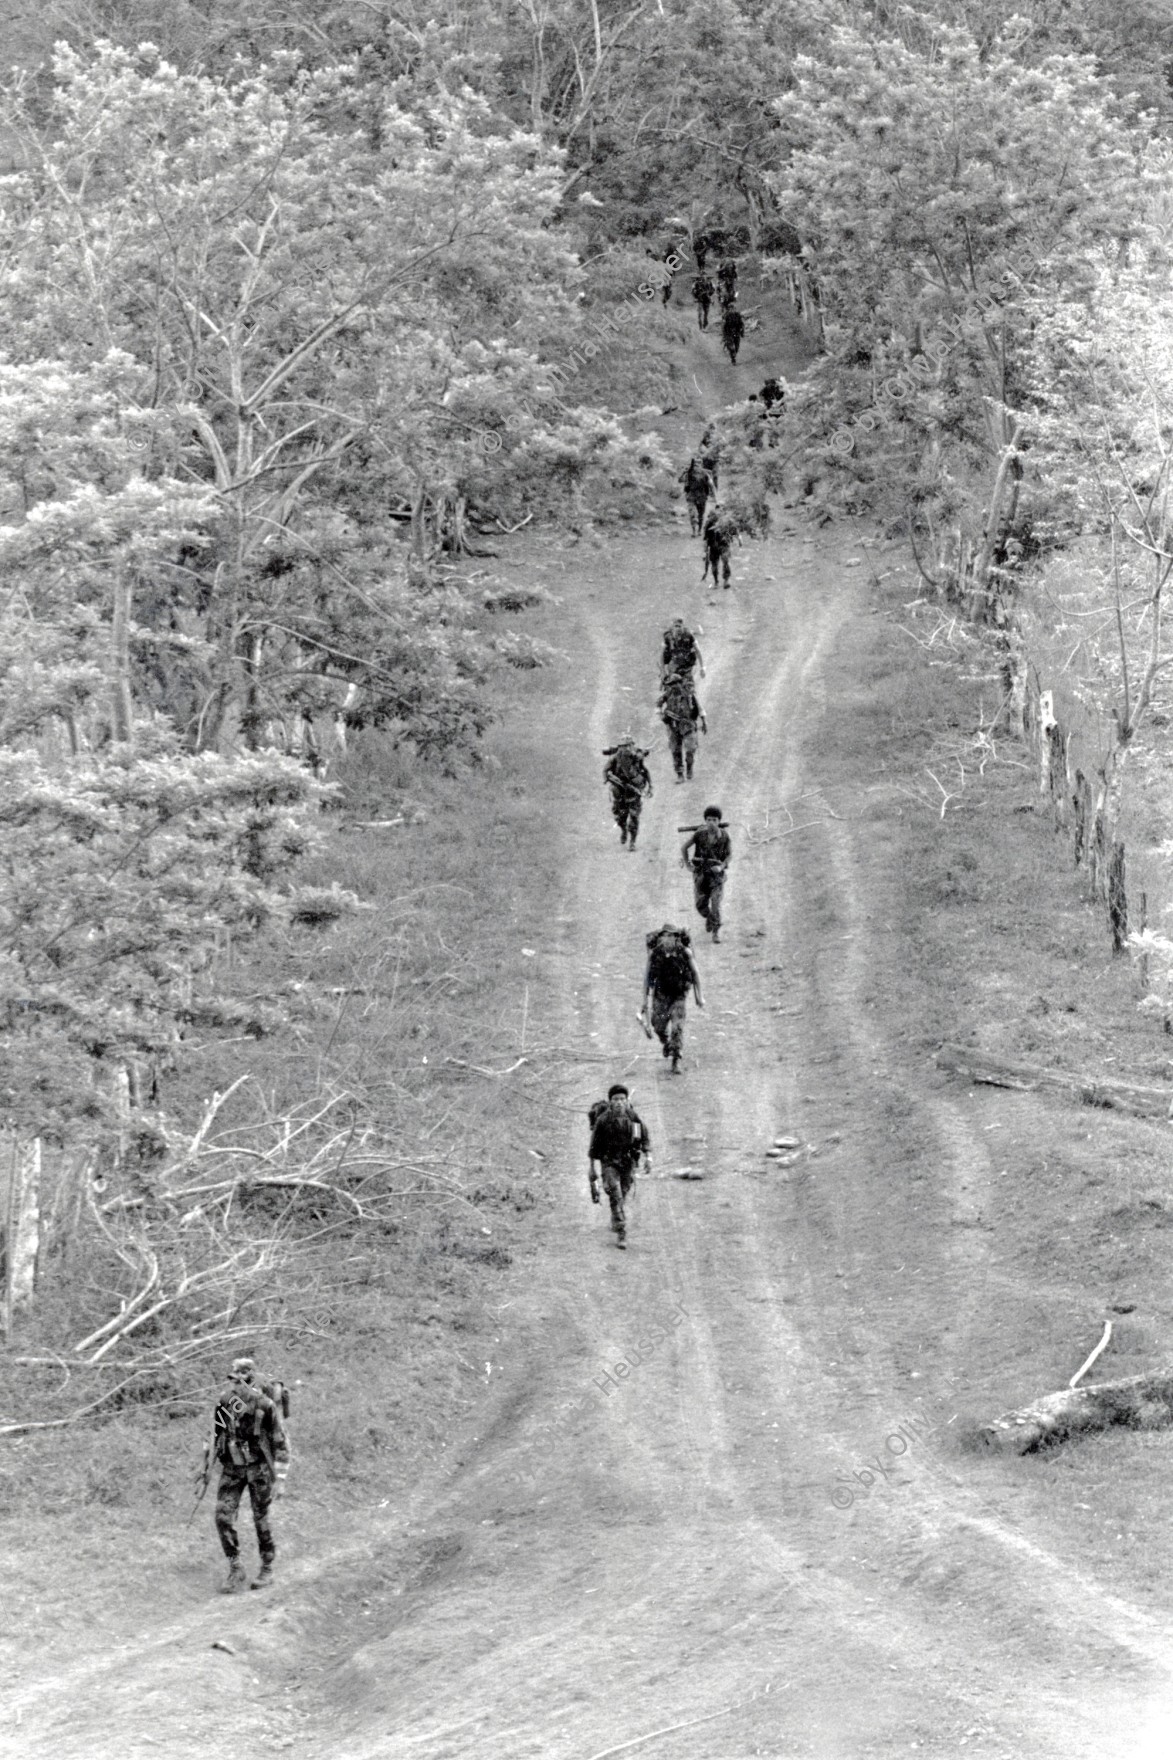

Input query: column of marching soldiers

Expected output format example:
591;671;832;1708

194;257;770;1590
586;438;735;1252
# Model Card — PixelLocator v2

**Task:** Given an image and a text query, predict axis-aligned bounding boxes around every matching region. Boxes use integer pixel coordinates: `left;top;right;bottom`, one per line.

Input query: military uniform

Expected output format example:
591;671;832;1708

661;621;702;681
210;1360;290;1592
589;1088;651;1247
658;677;706;781
721;305;745;365
680;458;716;537
683;817;732;940
641;927;701;1073
603;743;652;849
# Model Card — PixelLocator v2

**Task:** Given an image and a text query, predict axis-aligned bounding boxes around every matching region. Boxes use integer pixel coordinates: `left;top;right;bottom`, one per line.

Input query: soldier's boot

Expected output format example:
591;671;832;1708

670;1051;681;1074
616;1232;627;1250
619;825;627;845
251;1559;274;1591
221;1557;248;1595
686;758;694;780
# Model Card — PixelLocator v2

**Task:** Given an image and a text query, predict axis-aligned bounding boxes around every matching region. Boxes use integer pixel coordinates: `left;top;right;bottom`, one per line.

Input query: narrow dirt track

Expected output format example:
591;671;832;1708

9;306;1173;1760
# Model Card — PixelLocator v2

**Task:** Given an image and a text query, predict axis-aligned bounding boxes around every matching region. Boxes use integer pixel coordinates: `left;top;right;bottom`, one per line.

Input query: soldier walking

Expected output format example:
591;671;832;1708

692;272;714;330
661;617;705;682
658;670;707;782
679;457;716;537
717;259;738;307
205;1356;290;1593
588;1084;652;1249
682;806;732;942
639;925;703;1074
603;734;653;850
721;304;745;366
702;505;738;589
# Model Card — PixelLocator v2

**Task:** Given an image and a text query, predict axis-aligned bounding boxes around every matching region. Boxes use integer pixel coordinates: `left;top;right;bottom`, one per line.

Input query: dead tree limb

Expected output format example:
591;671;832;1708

975;1366;1173;1454
936;1043;1173;1118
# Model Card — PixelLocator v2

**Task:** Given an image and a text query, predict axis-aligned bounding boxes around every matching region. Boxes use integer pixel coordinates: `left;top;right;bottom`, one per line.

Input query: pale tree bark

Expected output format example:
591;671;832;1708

976;1367;1173;1454
110;566;134;744
2;1135;41;1335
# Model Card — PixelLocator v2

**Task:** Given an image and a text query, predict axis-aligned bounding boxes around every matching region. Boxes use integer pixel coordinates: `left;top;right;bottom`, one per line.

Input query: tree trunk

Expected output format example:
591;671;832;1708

2;1135;41;1335
1037;689;1055;796
1073;769;1094;868
975;1366;1173;1454
936;1042;1173;1117
1108;840;1128;952
110;568;134;744
1047;720;1070;829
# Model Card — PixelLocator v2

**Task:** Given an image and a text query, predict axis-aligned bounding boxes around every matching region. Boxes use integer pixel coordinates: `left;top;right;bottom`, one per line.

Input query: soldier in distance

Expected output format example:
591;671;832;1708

661;617;705;682
682;805;732;943
702;505;739;590
602;734;653;851
657;670;707;783
588;1084;653;1249
692;272;715;330
721;303;745;366
205;1356;290;1593
639;925;703;1074
679;456;717;538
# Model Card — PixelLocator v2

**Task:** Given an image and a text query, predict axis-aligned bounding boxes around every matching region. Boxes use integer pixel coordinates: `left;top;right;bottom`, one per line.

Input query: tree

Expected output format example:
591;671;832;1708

770;17;1146;583
0;44;611;758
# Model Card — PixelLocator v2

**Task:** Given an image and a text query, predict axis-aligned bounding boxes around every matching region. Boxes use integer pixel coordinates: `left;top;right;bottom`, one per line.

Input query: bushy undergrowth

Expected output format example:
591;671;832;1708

0;659;562;1532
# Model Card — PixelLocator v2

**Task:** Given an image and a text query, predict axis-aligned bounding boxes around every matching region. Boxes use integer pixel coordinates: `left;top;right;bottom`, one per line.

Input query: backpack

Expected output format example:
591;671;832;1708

647;928;692;1000
590;1098;641;1169
610;747;645;788
214;1376;289;1469
665;629;697;670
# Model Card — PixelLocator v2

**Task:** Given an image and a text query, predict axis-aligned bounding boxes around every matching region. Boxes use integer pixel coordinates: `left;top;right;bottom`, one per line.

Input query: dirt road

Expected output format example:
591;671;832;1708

9;299;1173;1760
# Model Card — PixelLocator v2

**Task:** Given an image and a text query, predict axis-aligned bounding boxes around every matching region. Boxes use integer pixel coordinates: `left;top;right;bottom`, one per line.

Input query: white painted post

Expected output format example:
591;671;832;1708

1039;689;1055;796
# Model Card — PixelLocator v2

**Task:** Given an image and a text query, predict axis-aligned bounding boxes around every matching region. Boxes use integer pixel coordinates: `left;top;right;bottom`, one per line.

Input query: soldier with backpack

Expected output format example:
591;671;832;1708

602;735;653;850
721;303;745;366
681;806;732;942
679;456;717;538
661;618;705;682
587;1084;653;1249
702;505;739;589
657;671;707;783
639;925;703;1074
205;1356;290;1593
691;272;715;330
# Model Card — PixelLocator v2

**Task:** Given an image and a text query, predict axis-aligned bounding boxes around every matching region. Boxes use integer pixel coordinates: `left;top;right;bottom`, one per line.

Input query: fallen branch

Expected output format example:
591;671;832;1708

0;1370;151;1438
936;1043;1173;1118
975;1365;1173;1454
443;1056;529;1078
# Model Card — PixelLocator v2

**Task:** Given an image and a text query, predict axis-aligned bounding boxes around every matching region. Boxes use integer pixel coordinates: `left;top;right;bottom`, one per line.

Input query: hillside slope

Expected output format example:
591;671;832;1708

8;279;1173;1760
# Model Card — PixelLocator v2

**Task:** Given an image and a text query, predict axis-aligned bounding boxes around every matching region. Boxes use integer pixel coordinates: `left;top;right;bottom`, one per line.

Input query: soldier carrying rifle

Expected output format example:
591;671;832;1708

681;806;732;943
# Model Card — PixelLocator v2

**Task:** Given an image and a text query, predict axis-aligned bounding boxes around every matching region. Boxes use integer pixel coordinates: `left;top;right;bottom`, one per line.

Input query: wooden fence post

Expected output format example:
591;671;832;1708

1109;841;1128;952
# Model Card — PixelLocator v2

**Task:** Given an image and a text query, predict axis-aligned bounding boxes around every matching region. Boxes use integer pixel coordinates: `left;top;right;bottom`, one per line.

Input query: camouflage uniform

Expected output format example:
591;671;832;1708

603;744;652;849
589;1090;651;1247
210;1361;290;1592
682;819;732;939
642;927;701;1074
649;990;687;1061
658;678;706;781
